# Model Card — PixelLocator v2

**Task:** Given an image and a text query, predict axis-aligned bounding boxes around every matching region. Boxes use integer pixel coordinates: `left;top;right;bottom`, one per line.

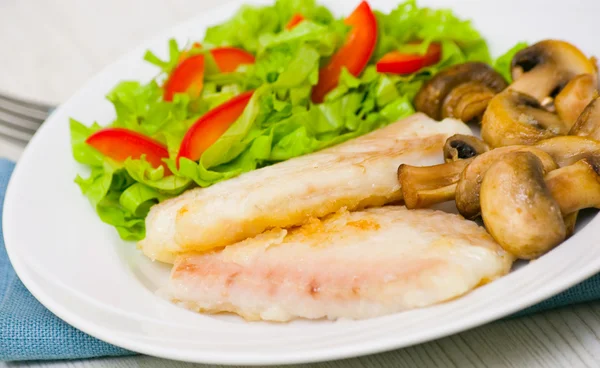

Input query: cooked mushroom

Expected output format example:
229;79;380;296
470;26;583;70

441;82;498;123
545;152;600;216
533;136;600;167
480;152;566;259
455;146;558;219
398;158;472;209
414;62;508;122
443;134;490;162
570;96;600;141
554;74;598;129
481;89;566;147
511;40;597;104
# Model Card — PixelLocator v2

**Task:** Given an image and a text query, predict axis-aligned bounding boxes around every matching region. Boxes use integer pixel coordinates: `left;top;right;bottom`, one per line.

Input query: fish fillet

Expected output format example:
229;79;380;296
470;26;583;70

140;113;472;263
164;207;514;322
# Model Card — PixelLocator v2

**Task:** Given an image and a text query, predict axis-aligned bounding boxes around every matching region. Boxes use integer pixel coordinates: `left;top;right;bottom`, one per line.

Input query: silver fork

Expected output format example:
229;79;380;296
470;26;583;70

0;91;55;145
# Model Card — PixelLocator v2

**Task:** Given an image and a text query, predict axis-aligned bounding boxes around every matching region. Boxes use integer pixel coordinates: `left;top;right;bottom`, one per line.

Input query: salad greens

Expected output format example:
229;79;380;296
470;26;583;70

71;0;522;241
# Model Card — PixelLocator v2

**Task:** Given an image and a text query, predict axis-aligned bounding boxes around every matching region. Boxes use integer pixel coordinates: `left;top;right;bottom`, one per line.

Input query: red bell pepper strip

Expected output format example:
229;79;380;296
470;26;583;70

311;1;377;103
86;128;171;174
163;54;205;102
286;14;306;30
210;47;256;73
177;90;254;165
376;42;442;75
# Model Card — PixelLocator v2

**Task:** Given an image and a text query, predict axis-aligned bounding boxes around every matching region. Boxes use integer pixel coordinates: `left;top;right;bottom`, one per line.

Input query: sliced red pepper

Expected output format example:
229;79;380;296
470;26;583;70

163;54;205;102
376;42;442;75
177;90;254;165
86;128;171;174
210;47;256;73
311;1;377;103
286;14;306;30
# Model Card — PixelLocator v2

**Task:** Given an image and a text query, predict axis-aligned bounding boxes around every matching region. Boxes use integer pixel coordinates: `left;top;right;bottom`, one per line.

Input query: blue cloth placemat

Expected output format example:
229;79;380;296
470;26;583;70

1;157;600;362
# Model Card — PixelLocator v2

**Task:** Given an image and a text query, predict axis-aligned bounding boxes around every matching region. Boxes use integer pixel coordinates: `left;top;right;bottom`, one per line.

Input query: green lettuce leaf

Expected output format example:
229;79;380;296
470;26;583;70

124;158;192;195
143;39;182;75
373;0;488;61
258;20;341;56
70;119;104;166
204;0;337;53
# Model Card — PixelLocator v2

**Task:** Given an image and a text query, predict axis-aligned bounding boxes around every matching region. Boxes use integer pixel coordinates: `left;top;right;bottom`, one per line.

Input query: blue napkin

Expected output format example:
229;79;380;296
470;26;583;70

1;157;600;362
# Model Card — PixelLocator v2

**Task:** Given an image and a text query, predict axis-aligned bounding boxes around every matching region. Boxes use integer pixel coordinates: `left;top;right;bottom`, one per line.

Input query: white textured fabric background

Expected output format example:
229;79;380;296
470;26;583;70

2;1;600;367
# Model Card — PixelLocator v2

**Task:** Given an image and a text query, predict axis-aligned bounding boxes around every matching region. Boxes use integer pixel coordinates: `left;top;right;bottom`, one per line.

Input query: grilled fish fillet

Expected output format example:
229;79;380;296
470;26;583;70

164;207;514;322
140;113;472;263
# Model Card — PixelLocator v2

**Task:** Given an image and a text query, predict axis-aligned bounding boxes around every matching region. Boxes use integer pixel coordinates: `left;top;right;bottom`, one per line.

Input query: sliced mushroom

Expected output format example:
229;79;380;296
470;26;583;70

545;152;600;216
441;82;498;123
570;97;600;141
533;136;600;167
554;74;598;129
398;158;472;209
511;40;597;104
443;134;490;162
480;152;566;259
481;89;566;147
415;62;508;122
456;146;558;219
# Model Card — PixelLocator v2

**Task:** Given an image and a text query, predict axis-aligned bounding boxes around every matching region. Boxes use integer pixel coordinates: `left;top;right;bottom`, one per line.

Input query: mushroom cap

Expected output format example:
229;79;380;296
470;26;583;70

415;62;508;121
570;96;600;141
533;136;600;167
443;134;490;162
481;89;566;148
480;151;566;260
455;146;558;219
555;73;598;129
545;151;600;215
511;40;597;103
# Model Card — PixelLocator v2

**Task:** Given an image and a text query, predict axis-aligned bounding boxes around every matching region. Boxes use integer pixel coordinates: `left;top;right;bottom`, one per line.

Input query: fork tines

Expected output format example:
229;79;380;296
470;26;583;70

0;91;53;145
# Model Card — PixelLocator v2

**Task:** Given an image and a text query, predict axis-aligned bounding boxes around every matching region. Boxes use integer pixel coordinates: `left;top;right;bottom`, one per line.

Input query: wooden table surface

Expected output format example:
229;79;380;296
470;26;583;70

2;1;600;367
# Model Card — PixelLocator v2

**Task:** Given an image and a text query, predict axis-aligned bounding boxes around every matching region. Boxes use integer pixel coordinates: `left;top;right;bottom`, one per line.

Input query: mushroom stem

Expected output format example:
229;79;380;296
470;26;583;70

480;152;566;260
511;63;563;103
545;153;600;215
398;159;472;209
533;136;600;167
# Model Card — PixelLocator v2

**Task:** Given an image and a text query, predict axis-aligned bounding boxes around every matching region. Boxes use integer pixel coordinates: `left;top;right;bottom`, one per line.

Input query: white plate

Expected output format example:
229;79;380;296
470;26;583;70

4;0;600;365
